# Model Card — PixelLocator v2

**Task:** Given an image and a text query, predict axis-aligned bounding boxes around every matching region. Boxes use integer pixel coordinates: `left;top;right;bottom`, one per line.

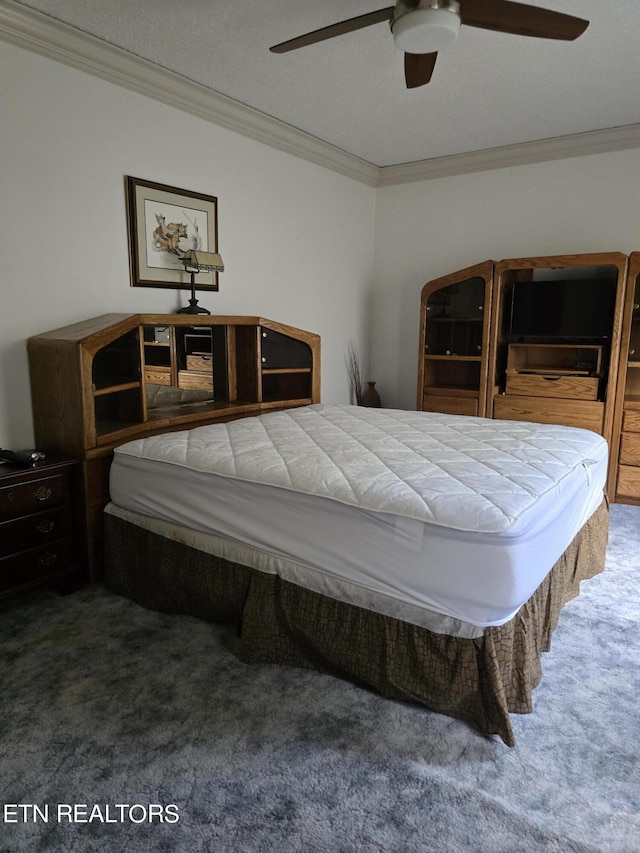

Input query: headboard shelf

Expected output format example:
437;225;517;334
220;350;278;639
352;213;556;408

28;313;321;579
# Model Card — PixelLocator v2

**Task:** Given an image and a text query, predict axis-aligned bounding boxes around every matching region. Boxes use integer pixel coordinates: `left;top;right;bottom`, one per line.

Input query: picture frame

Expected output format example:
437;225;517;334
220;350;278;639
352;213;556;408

125;176;220;290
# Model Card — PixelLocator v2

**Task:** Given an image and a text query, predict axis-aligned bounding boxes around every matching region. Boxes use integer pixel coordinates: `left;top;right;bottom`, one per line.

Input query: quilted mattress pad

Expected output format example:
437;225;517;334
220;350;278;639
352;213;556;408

114;404;606;536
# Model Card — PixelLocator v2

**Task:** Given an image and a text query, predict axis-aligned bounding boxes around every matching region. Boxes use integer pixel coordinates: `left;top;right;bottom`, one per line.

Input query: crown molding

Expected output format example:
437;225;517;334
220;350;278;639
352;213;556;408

0;0;379;187
377;124;640;186
2;0;639;190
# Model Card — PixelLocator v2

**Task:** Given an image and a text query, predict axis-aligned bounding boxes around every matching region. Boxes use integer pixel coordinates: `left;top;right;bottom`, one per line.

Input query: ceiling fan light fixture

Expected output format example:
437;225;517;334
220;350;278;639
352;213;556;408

392;3;460;55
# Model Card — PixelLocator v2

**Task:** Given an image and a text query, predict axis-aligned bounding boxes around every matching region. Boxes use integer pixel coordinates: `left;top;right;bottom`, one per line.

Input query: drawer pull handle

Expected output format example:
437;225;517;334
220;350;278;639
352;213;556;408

34;486;53;501
36;519;55;534
38;551;58;566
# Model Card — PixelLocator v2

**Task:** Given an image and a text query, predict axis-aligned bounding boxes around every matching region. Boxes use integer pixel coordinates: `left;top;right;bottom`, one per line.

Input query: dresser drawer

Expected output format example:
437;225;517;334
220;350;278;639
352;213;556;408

144;367;172;386
0;474;64;520
619;432;640;466
622;409;640;433
186;354;212;372
422;394;478;417
178;370;213;391
0;506;69;557
0;540;70;593
616;465;640;500
493;395;604;434
505;372;599;401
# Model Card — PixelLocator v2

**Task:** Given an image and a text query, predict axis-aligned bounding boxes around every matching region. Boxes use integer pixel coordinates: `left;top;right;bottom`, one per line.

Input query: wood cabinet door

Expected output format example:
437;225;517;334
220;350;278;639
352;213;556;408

417;261;493;416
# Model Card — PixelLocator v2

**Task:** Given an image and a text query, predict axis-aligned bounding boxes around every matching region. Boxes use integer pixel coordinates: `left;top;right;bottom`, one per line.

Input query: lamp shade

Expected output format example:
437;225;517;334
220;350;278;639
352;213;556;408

181;249;225;272
392;7;460;54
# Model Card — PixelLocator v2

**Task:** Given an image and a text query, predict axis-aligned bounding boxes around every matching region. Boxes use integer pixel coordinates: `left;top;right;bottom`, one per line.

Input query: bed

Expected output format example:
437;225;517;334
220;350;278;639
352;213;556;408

103;404;609;745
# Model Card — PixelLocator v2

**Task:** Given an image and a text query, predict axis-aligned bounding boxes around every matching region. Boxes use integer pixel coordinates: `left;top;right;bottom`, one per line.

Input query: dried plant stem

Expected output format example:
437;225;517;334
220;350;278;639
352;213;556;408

345;341;363;406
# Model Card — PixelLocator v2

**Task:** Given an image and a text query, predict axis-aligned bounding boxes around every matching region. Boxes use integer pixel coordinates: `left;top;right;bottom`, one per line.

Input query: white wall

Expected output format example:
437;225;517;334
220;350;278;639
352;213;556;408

373;149;640;410
0;41;376;447
3;39;640;446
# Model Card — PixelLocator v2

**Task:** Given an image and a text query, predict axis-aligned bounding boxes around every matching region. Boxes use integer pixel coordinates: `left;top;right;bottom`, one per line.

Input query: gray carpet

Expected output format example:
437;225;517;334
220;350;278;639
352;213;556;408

1;504;639;853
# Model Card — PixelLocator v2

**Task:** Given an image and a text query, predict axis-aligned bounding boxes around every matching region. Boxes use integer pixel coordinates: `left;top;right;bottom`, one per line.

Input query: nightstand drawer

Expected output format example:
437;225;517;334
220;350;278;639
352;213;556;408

0;474;64;520
0;540;70;592
0;507;68;557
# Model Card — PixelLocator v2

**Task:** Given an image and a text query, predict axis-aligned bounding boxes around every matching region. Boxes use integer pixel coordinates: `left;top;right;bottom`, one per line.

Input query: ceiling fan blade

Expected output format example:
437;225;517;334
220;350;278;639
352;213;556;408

460;0;588;40
270;7;394;53
405;53;438;89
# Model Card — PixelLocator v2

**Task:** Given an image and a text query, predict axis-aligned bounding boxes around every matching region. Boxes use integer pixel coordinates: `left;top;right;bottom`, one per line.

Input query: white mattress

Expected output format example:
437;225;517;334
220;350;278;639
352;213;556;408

108;404;607;635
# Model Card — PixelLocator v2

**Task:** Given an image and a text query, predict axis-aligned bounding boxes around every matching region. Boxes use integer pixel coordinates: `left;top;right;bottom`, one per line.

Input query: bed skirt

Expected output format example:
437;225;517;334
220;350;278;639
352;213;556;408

103;498;609;746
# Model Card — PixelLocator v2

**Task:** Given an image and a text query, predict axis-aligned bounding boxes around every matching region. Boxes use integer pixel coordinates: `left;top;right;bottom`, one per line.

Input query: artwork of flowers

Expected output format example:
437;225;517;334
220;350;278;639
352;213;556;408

126;177;220;290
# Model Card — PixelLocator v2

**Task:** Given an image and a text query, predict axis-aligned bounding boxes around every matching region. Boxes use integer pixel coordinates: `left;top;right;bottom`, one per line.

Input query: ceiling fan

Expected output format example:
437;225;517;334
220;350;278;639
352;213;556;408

270;1;589;89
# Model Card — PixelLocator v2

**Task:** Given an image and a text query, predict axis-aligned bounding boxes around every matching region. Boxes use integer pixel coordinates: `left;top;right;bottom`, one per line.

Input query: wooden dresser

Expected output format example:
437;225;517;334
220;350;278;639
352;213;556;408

417;251;640;500
612;252;640;504
0;456;81;598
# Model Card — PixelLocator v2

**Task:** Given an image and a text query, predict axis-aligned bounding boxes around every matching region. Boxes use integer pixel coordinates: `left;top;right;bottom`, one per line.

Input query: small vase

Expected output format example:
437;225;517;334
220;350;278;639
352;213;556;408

361;381;381;408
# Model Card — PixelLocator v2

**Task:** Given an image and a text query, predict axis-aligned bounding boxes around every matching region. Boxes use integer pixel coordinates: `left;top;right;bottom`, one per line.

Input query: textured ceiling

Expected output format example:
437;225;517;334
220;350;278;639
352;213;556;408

9;0;640;167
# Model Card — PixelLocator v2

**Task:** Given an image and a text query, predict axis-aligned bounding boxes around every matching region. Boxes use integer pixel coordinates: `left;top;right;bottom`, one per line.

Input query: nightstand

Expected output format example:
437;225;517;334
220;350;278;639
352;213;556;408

0;457;82;598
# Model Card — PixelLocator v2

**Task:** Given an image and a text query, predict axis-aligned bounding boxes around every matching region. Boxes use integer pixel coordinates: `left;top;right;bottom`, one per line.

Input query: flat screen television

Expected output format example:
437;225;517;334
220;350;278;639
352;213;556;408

509;278;617;339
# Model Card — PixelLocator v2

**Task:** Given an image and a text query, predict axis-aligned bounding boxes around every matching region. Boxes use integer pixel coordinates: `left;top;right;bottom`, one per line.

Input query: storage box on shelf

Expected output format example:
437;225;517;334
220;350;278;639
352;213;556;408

28;314;321;577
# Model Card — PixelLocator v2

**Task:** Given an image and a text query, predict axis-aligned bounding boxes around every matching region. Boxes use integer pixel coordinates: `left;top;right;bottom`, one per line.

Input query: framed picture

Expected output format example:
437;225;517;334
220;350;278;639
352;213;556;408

125;176;220;290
